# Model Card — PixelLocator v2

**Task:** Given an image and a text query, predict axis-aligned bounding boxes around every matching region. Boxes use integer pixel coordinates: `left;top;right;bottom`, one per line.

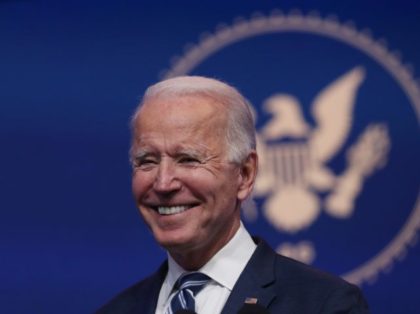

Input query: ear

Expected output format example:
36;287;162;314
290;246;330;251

237;150;258;201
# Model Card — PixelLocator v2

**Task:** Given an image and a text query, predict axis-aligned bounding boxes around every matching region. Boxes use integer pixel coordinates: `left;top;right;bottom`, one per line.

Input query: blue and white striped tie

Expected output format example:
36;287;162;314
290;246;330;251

166;272;210;314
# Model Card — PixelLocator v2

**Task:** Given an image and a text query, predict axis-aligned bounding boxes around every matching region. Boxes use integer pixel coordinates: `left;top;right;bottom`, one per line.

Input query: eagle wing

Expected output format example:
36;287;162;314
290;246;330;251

309;66;366;163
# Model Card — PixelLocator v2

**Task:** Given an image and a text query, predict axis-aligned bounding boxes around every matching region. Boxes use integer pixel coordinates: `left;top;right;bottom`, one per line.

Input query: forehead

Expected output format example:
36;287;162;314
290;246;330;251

135;95;225;131
132;95;227;150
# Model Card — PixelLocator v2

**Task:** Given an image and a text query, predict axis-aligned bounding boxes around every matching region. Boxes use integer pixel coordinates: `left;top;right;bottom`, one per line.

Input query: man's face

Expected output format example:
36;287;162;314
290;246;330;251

131;95;251;261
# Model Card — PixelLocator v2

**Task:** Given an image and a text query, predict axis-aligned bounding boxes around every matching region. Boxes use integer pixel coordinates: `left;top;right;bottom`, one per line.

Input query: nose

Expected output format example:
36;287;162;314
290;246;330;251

153;159;182;194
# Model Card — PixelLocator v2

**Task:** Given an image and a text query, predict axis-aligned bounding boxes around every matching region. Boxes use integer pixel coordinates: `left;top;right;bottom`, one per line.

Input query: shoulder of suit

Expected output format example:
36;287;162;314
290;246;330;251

255;237;356;289
275;251;364;304
94;260;168;314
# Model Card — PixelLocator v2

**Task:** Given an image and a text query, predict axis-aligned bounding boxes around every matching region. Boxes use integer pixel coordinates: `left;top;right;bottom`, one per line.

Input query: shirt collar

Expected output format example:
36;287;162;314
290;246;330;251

165;222;257;293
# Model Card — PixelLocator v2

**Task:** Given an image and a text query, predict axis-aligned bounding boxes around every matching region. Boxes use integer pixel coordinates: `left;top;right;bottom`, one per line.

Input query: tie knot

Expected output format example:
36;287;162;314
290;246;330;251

176;272;210;295
166;272;210;314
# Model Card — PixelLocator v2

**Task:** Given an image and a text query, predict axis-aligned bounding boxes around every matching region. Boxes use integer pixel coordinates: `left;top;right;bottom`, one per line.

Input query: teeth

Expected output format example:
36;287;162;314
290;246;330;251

158;205;190;215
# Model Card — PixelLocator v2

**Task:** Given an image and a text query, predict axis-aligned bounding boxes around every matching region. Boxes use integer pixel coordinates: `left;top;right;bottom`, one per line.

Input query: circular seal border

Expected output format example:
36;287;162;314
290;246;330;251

162;10;420;285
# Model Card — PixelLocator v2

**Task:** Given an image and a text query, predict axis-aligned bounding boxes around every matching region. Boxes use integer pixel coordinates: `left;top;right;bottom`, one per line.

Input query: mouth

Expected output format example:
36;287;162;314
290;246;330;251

154;205;196;215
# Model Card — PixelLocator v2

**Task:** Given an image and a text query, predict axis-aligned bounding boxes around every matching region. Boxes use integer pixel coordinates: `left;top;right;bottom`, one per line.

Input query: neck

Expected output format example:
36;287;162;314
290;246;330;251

169;219;240;270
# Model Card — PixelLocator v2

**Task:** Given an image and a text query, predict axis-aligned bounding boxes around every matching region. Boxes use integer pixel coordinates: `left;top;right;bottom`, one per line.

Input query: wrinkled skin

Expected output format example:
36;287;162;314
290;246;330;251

131;95;257;269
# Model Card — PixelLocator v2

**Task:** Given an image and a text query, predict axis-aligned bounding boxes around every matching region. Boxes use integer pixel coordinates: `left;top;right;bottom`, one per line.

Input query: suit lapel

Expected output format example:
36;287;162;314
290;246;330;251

131;261;168;314
221;238;277;314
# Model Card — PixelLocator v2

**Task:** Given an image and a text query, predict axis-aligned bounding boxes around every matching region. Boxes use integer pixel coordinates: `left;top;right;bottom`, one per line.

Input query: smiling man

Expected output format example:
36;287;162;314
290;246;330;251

97;76;370;314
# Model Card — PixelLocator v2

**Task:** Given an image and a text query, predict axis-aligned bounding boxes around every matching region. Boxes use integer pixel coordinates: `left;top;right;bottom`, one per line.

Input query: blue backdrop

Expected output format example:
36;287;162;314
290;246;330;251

1;1;419;313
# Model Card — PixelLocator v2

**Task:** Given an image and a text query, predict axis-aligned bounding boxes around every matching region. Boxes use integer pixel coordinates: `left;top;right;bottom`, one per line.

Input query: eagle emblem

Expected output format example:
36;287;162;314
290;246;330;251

247;66;391;234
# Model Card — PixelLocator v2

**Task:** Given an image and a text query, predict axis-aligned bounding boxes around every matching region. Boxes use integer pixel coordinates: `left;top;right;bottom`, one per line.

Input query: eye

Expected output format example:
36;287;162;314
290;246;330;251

133;156;158;169
178;155;201;165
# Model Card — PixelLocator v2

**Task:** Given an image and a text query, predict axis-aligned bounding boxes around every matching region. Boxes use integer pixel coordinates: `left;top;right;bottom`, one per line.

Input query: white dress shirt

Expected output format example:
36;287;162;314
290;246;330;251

155;222;257;314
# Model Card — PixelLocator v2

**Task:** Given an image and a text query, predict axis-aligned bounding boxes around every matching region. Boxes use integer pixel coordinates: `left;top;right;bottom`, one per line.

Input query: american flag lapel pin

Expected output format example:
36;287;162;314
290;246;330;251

245;297;258;304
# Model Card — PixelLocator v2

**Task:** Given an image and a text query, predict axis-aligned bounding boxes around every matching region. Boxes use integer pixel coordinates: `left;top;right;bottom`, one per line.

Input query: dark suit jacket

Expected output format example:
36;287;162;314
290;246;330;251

96;238;369;313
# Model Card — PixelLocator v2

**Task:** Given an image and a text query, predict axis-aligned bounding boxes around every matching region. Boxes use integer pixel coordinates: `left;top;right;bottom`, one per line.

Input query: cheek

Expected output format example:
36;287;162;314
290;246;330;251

132;172;152;198
182;172;216;196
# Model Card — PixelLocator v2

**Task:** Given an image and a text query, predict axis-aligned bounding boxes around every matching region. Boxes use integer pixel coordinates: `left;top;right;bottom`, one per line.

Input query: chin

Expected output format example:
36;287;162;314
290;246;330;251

155;231;195;251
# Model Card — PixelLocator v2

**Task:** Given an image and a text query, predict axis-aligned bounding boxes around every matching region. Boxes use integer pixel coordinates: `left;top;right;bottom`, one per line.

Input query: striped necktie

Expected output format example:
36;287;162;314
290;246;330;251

166;272;210;314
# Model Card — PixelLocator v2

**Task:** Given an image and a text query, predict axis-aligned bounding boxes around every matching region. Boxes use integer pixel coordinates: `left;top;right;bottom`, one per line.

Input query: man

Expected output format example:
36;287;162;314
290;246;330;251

97;76;369;314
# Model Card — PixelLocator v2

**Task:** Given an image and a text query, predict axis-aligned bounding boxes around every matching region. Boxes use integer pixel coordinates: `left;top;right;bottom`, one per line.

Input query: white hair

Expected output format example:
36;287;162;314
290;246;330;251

131;76;256;163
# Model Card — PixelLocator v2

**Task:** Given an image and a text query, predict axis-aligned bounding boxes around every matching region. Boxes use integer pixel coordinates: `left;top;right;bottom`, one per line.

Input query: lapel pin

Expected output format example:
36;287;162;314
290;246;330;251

245;297;258;304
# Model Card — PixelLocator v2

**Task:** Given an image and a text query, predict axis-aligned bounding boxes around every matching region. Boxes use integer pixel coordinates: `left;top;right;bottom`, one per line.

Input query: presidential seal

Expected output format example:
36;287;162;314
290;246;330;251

161;11;420;285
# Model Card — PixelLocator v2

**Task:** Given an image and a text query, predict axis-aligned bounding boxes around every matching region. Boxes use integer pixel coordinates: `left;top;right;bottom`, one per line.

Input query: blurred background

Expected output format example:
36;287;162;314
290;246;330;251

1;1;419;313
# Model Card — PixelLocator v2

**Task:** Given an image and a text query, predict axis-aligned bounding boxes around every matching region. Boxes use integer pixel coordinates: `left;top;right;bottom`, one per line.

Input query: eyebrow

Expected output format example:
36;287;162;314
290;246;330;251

131;145;208;160
131;148;153;159
175;147;205;158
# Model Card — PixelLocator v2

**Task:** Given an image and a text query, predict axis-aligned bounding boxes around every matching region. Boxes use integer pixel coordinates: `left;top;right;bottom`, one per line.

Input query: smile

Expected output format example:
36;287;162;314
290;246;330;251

157;205;194;215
